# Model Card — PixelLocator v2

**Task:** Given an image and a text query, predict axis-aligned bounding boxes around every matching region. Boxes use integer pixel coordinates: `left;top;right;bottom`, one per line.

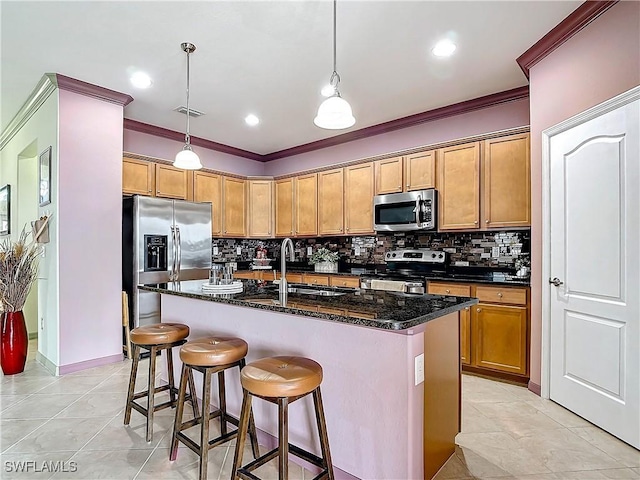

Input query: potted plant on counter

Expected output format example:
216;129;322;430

309;247;339;273
0;227;41;375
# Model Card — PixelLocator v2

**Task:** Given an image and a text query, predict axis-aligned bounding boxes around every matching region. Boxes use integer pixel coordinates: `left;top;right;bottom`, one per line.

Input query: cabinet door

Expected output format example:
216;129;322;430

275;178;294;237
248;180;273;238
375;156;403;195
483;133;531;228
344;163;374;234
329;276;361;288
472;303;528;375
193;171;222;236
155;163;192;200
437;142;480;230
222;177;246;237
123;157;154;196
460;306;471;366
318;169;344;235
295;174;318;236
405;150;436;191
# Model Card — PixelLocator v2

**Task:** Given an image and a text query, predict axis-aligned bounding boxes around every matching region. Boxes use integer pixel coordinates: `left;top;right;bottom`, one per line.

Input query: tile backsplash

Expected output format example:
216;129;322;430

212;230;530;270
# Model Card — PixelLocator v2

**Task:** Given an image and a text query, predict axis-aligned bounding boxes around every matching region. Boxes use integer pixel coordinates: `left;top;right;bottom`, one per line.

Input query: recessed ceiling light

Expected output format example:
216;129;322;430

321;84;335;97
130;71;152;89
432;40;457;57
245;114;260;126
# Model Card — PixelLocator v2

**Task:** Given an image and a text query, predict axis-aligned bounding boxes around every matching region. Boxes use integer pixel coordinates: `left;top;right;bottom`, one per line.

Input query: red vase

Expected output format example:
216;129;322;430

1;311;28;375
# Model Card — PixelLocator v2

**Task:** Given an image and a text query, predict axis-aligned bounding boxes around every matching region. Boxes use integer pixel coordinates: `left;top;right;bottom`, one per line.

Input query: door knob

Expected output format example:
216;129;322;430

549;277;564;286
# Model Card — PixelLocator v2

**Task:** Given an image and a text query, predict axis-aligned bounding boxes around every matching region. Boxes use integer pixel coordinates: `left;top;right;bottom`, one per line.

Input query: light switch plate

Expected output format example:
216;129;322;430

415;354;424;385
492;246;500;258
236;246;242;255
354;246;361;256
213;245;219;255
307;246;313;256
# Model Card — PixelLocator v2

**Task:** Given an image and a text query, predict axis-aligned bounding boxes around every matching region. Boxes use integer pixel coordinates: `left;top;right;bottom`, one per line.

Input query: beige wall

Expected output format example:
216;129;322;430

528;1;640;387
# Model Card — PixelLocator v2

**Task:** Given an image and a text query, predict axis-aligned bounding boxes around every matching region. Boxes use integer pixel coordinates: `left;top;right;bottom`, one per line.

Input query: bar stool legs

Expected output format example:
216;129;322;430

171;358;259;480
124;342;199;442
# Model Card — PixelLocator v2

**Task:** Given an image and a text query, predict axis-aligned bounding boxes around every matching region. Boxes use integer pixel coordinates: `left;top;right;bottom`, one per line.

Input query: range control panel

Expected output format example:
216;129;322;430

385;249;446;264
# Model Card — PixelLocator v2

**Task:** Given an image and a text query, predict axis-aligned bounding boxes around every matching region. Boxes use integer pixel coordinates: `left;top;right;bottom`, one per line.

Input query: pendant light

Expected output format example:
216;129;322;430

314;0;355;130
174;42;203;170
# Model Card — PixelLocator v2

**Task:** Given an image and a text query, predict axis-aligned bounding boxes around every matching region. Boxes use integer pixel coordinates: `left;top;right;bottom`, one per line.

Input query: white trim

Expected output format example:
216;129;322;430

541;85;640;400
0;73;57;150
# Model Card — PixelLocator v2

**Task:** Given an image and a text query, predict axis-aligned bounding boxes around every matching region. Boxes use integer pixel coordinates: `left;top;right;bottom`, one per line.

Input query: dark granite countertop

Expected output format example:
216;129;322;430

139;279;478;331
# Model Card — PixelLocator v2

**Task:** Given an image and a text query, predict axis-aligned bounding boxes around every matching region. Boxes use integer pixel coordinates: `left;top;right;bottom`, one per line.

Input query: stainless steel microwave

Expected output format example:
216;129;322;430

373;189;437;232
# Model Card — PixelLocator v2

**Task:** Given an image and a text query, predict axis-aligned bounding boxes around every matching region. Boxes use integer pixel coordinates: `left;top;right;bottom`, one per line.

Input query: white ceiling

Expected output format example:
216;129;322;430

1;1;581;156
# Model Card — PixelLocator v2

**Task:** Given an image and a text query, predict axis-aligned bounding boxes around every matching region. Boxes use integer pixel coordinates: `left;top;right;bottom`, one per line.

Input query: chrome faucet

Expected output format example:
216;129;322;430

279;238;295;304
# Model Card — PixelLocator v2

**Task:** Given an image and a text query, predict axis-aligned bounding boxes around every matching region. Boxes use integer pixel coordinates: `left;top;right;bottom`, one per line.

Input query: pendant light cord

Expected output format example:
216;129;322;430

333;0;337;74
185;48;191;146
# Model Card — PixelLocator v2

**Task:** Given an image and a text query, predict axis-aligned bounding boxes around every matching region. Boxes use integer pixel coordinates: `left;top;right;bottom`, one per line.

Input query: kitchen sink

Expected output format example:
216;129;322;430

287;287;347;296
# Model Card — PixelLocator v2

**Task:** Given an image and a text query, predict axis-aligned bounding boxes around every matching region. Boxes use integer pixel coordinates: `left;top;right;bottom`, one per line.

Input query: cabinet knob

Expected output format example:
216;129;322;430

477;308;482;313
474;220;478;225
406;184;409;188
464;307;469;311
497;292;503;297
397;186;401;189
445;289;451;294
486;219;490;224
148;189;152;193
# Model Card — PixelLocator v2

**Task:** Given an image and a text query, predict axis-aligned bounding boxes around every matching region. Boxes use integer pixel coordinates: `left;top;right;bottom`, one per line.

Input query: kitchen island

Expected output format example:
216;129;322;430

140;280;477;480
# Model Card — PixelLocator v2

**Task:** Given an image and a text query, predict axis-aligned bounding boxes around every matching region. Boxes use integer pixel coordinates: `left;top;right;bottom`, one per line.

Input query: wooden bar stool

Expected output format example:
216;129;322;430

231;356;334;480
124;323;199;442
170;336;260;480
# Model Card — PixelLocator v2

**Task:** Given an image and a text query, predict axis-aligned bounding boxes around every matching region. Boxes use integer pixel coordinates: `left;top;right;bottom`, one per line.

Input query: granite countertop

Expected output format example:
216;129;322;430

139;279;478;331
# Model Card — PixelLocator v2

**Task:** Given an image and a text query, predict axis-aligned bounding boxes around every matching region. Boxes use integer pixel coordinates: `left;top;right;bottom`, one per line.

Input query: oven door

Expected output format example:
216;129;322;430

373;189;436;231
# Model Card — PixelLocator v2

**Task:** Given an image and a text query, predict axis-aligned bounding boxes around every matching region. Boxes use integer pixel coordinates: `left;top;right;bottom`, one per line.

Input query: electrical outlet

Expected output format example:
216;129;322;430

236;246;242;255
213;245;219;255
415;353;424;385
492;246;500;258
354;245;361;256
307;246;313;256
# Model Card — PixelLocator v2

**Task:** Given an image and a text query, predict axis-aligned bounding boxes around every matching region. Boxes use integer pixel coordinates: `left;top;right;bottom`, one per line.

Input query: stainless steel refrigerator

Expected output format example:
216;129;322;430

122;196;212;327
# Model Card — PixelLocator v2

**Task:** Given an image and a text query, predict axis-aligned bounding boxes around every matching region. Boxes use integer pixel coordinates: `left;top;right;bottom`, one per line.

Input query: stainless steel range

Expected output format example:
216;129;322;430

360;249;447;294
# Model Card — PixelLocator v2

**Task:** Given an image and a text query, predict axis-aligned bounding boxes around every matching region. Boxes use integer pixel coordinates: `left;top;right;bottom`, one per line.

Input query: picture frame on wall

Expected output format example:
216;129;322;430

0;184;11;236
39;146;51;206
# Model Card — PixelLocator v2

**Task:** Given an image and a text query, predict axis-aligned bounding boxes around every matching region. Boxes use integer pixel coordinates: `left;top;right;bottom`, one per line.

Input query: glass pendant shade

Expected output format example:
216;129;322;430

314;95;355;129
174;145;202;170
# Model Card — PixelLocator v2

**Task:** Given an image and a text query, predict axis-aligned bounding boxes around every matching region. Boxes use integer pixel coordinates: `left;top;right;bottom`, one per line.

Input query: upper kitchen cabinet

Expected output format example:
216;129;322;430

437;142;481;230
344;163;374;234
482;133;531;229
248;179;273;238
155;163;193;201
295;173;318;236
404;150;436;191
374;150;436;195
375;156;403;195
222;176;246;237
193;171;222;236
275;178;294;237
318;168;345;235
123;157;154;196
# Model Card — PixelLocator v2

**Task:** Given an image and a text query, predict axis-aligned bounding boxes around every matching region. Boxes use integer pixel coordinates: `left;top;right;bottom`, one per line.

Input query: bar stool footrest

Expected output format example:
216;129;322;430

238;444;329;480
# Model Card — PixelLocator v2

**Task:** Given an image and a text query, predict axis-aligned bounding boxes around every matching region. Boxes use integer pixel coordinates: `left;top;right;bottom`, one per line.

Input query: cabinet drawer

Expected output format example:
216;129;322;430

428;282;471;296
318;306;347;316
329;276;361;288
294;303;318;313
303;274;330;286
475;286;527;305
348;310;376;320
233;270;257;280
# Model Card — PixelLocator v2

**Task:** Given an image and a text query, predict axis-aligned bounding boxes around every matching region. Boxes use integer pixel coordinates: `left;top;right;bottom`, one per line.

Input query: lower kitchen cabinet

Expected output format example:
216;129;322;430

428;281;529;382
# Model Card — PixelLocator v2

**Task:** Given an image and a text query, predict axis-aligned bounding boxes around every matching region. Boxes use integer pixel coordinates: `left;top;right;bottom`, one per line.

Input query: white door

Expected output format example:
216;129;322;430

547;91;639;448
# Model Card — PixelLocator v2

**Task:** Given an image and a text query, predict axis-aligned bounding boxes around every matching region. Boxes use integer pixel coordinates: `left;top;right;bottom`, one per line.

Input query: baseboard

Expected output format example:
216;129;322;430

36;351;58;376
58;353;124;375
28;332;38;340
528;381;542;396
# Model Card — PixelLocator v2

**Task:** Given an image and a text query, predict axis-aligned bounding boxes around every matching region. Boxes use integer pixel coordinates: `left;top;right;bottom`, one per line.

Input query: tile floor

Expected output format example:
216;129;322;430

1;343;638;480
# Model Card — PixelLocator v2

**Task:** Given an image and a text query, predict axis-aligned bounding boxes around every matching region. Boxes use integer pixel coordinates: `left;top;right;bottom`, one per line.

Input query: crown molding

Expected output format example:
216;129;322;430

516;0;618;78
55;74;133;106
124;86;529;162
0;73;57;150
263;86;529;161
123;119;264;161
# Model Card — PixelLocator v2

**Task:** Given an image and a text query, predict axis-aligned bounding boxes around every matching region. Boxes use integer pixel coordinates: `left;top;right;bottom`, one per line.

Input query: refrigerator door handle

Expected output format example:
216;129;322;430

176;226;182;280
169;225;176;281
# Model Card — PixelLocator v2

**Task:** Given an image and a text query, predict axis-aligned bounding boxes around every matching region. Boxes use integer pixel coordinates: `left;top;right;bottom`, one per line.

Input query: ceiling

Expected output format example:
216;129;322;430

1;1;581;156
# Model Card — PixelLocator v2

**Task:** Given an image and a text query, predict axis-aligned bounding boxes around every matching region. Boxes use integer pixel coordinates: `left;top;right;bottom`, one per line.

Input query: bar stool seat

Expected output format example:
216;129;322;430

124;323;198;443
170;336;259;480
232;356;334;480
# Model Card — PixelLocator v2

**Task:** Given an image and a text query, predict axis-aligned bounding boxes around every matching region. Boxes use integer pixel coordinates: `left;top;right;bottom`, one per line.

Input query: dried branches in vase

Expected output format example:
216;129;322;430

0;228;40;313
